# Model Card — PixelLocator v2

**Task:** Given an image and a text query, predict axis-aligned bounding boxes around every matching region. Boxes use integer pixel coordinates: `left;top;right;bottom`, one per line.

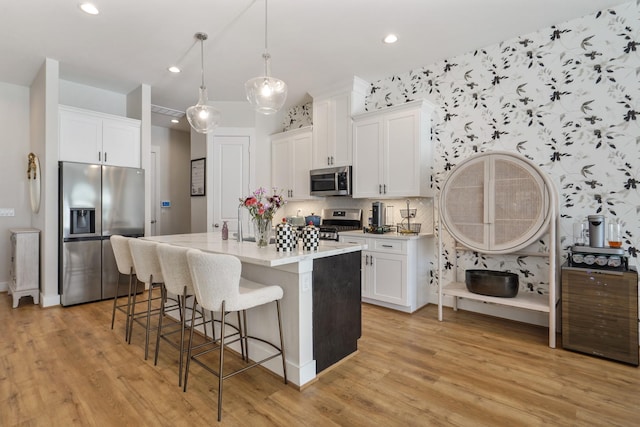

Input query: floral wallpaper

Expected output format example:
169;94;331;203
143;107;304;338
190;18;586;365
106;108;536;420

282;101;312;132
284;1;639;299
364;1;640;296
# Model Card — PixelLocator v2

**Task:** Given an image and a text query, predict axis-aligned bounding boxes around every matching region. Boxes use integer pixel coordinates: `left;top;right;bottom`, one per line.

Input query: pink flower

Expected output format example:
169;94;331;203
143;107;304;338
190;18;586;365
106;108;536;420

240;188;287;221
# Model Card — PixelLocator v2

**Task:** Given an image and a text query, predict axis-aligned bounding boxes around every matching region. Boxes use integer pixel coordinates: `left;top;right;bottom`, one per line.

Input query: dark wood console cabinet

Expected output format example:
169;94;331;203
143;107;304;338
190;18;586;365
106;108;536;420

561;265;638;366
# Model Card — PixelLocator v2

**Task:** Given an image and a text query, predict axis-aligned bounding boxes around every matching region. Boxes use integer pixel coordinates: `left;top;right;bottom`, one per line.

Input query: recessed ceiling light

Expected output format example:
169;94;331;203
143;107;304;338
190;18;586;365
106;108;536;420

79;2;99;15
168;66;181;73
383;34;398;44
171;119;179;124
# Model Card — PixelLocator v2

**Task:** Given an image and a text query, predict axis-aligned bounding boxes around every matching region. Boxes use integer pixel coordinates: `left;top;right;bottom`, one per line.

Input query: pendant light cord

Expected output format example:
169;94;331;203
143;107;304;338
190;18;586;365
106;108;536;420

263;0;269;76
264;0;268;53
200;35;206;90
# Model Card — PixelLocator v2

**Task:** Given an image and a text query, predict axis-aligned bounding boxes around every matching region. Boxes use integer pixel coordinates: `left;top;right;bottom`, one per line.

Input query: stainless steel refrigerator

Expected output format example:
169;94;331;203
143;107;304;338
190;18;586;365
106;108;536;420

59;161;145;306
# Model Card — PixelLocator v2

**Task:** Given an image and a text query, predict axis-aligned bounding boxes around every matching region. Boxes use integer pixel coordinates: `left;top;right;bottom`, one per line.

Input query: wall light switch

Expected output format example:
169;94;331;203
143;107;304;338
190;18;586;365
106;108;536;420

0;208;15;217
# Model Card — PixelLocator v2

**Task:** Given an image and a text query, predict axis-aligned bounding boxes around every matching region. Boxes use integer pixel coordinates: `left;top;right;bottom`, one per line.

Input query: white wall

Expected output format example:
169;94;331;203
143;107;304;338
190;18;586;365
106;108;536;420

30;58;60;307
59;80;127;116
0;82;31;292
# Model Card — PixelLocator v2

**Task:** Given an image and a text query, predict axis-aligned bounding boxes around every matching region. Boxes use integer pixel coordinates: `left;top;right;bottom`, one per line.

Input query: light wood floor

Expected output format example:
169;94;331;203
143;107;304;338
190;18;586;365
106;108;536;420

1;293;638;426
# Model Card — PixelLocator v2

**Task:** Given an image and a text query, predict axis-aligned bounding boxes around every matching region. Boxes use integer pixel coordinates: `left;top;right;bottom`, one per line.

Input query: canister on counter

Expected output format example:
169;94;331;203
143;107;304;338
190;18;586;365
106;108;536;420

275;218;296;252
301;221;319;251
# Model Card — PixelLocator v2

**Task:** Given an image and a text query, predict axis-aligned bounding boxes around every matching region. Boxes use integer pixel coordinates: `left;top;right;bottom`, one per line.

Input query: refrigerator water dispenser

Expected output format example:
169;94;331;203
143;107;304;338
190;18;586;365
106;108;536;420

70;208;95;235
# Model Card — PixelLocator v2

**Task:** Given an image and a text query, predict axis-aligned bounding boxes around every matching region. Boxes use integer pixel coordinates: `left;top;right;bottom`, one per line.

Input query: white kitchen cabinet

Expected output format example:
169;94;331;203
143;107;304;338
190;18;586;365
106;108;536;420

271;126;313;200
8;228;40;308
59;105;141;168
310;77;368;169
352;99;434;198
340;232;432;313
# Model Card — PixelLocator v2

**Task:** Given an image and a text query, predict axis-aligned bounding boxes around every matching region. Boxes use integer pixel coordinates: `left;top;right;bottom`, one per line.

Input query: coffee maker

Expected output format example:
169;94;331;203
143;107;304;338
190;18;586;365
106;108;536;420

371;201;385;228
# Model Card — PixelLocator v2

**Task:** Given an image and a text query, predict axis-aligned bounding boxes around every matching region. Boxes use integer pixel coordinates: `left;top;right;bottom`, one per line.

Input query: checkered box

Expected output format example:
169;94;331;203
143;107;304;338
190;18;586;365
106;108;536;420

301;225;319;251
276;222;296;252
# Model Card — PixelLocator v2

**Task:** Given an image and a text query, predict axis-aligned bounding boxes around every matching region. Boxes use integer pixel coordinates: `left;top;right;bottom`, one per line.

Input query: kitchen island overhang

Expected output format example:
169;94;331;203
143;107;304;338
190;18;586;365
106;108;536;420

143;233;366;387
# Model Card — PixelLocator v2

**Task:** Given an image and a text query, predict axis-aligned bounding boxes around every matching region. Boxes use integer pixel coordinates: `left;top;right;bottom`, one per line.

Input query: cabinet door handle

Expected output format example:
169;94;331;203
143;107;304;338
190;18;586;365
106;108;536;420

379;184;382;194
327;156;331;165
382;244;393;248
383;184;387;194
330;156;334;165
104;152;108;163
365;254;369;265
98;152;101;162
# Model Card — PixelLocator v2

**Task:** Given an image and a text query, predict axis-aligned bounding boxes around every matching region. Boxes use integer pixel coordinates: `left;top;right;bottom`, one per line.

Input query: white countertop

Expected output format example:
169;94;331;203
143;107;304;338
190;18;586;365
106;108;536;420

143;232;366;268
340;230;434;240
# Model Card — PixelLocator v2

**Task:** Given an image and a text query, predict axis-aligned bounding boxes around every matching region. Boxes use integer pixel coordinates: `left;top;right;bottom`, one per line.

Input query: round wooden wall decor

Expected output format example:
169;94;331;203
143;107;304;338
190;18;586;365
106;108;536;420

440;151;552;254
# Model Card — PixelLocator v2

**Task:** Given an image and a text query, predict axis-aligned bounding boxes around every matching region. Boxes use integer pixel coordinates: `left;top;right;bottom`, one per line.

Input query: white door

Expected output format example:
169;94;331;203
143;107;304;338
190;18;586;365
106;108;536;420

210;134;251;234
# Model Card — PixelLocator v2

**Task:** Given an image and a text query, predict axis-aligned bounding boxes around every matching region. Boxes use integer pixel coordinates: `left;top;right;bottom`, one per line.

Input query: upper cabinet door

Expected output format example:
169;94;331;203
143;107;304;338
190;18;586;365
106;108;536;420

383;108;421;198
102;118;141;168
271;126;313;201
352;116;383;198
440;152;550;253
59;108;102;164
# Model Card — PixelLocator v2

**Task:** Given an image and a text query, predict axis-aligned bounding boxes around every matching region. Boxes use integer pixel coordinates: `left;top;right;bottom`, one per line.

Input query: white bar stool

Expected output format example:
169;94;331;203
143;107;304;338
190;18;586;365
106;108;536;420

155;243;207;387
184;250;287;422
128;239;174;360
110;235;136;341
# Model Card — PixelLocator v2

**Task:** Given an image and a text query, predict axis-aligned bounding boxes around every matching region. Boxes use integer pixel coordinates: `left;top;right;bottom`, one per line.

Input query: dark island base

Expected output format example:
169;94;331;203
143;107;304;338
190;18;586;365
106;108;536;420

312;251;362;373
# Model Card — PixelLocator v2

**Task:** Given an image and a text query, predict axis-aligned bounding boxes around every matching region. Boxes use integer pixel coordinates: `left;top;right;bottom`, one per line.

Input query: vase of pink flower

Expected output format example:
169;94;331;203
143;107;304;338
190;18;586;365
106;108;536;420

240;187;286;247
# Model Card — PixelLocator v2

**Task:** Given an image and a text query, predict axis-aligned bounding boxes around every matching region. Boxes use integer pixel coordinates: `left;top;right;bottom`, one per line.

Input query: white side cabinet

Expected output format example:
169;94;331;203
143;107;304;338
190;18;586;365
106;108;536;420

352;99;434;198
271;126;313;200
310;77;368;168
437;151;560;348
340;232;433;313
8;228;40;308
59;105;141;168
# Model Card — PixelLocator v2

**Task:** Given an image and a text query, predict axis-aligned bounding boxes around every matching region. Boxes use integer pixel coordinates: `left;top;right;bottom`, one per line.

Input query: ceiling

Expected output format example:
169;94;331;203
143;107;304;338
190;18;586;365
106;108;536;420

0;0;625;131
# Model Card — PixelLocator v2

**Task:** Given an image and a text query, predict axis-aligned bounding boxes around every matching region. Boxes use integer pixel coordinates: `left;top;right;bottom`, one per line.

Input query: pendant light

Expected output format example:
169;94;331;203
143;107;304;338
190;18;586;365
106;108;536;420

186;32;221;134
244;0;287;115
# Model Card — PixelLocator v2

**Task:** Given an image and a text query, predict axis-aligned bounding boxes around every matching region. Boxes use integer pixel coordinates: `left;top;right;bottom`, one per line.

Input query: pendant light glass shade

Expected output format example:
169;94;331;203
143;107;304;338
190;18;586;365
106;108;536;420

187;87;220;133
186;32;220;134
245;0;287;114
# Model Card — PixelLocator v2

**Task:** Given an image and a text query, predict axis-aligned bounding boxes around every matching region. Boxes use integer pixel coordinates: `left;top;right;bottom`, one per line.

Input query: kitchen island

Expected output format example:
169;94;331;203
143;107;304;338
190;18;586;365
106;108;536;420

143;232;366;387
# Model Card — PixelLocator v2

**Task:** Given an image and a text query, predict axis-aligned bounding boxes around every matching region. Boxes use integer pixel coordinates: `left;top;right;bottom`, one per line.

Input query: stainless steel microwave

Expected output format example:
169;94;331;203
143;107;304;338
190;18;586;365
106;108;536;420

310;166;352;196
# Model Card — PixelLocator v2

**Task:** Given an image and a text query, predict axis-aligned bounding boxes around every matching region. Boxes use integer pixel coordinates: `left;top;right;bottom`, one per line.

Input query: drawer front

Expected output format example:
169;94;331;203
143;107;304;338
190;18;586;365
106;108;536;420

372;238;405;253
340;236;367;246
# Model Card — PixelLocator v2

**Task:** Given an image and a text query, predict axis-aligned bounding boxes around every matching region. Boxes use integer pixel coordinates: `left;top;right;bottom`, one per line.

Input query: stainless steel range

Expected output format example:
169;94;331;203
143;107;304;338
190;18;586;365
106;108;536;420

319;208;362;241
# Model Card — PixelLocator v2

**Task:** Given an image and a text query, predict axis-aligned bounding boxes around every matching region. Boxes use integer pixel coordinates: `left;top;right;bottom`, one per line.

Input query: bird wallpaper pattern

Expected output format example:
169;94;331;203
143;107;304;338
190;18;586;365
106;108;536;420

284;1;639;303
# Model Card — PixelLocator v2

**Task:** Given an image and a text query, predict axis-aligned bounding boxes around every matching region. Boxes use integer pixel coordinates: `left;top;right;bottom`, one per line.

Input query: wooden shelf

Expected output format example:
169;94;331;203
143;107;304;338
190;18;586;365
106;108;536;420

454;246;550;258
442;281;550;313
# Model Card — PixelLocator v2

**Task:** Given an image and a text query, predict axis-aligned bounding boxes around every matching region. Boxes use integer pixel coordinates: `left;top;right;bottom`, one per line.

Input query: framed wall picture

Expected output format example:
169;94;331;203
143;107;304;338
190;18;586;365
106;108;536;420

190;157;206;196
